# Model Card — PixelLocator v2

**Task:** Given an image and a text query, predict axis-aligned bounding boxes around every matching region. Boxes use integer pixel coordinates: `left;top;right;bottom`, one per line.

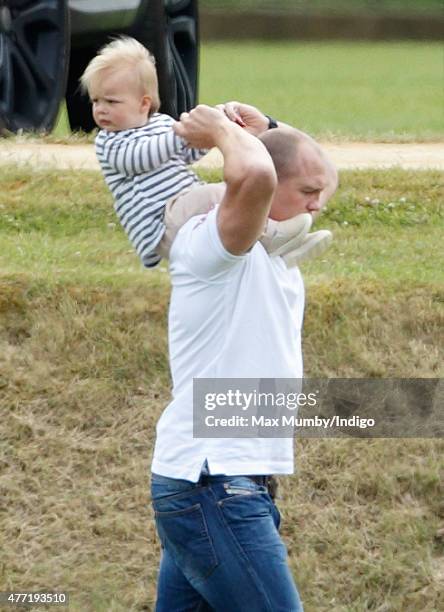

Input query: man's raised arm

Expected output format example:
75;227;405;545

219;101;339;207
174;105;277;255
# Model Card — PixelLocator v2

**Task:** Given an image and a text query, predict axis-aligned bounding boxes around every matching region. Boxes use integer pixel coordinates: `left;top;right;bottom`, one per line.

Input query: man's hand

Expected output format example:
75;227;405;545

216;101;269;136
173;104;234;149
174;102;277;255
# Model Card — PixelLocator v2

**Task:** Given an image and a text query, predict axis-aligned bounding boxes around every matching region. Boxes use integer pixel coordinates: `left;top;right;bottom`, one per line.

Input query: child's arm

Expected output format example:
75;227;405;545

179;145;209;165
97;121;189;176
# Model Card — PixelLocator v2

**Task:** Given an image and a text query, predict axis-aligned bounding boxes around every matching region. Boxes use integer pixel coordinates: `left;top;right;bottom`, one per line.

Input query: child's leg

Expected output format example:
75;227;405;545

283;230;332;267
261;214;313;256
156;183;226;258
158;184;332;266
261;213;332;267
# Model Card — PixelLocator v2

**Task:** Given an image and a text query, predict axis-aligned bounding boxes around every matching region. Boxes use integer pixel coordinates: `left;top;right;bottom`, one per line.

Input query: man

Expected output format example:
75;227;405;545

150;103;338;611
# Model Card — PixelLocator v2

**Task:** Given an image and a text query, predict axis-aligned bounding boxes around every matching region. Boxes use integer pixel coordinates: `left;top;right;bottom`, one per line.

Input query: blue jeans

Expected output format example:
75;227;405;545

151;473;303;611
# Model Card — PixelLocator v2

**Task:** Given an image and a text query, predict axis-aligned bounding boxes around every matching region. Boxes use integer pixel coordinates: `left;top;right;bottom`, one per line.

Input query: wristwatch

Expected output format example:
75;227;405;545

264;114;278;129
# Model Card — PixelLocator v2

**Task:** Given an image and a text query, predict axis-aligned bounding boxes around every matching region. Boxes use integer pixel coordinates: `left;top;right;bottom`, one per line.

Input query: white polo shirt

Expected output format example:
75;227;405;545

151;207;305;482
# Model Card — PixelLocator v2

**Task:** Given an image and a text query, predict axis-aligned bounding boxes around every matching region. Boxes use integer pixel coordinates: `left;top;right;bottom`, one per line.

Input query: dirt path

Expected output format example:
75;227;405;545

0;141;443;170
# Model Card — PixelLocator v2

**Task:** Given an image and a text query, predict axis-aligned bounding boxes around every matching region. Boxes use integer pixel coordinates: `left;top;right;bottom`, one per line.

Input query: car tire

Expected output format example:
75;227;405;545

67;0;199;131
0;0;69;133
129;0;199;119
65;45;98;133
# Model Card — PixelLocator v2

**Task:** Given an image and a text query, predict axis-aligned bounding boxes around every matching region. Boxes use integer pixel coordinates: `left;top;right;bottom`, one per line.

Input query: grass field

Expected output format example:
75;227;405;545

199;42;443;141
52;42;443;142
201;0;444;15
1;164;443;610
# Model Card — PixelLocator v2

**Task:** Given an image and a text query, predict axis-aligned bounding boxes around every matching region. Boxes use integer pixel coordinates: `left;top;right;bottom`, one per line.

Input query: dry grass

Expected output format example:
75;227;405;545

0;280;168;610
0;166;443;610
304;279;443;377
1;277;443;611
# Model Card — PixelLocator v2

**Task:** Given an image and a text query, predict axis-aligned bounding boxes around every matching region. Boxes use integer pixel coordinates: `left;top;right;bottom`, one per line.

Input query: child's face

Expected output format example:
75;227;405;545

90;69;151;131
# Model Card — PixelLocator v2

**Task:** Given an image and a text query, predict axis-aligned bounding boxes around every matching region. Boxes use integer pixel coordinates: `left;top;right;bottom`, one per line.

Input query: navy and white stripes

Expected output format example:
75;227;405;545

96;113;207;268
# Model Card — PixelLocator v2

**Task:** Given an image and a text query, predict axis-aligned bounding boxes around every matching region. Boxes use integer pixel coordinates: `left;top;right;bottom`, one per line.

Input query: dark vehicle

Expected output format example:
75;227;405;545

0;0;199;133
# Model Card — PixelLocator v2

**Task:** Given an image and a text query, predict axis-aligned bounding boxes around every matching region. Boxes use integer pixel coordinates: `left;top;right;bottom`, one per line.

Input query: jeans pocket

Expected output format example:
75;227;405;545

218;487;272;516
218;476;268;504
218;492;285;559
151;482;197;503
154;503;219;583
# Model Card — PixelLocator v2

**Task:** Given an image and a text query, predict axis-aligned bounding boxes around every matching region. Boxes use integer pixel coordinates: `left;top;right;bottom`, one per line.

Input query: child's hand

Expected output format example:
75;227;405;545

216;102;269;135
173;104;232;149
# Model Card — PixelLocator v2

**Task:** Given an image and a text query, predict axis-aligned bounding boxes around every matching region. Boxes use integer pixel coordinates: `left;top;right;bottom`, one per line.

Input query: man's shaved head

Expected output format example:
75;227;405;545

259;127;324;181
259;128;304;180
259;127;331;220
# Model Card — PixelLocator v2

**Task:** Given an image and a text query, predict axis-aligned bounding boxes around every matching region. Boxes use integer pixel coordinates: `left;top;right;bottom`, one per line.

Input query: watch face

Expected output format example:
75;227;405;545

266;115;278;129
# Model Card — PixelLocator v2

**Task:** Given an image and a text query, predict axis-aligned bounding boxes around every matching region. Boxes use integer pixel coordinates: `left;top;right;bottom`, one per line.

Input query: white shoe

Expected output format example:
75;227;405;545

284;230;333;267
261;213;312;256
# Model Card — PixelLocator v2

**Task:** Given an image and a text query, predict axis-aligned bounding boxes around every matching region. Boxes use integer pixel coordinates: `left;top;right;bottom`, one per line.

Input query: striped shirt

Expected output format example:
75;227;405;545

95;113;207;268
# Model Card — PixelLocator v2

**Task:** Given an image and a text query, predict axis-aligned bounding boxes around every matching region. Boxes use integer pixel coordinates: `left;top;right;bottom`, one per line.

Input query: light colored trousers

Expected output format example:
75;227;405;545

156;183;226;258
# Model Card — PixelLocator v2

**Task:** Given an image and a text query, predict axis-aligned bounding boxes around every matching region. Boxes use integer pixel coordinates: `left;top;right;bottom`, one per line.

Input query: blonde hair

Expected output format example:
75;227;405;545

79;37;160;115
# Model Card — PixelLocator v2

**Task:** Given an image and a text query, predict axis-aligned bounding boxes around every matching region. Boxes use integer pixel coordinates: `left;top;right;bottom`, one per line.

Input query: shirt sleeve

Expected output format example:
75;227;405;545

171;207;246;282
180;146;210;164
97;129;188;176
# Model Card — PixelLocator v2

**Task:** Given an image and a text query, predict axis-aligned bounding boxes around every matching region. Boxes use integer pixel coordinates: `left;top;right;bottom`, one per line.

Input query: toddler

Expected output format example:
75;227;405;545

80;37;331;269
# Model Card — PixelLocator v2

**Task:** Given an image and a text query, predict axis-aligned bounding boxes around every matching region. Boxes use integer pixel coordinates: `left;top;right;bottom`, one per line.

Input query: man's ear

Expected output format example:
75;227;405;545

141;95;152;115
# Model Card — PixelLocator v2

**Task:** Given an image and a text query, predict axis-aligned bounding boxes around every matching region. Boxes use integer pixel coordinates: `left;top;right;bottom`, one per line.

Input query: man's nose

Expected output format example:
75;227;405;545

307;194;322;212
